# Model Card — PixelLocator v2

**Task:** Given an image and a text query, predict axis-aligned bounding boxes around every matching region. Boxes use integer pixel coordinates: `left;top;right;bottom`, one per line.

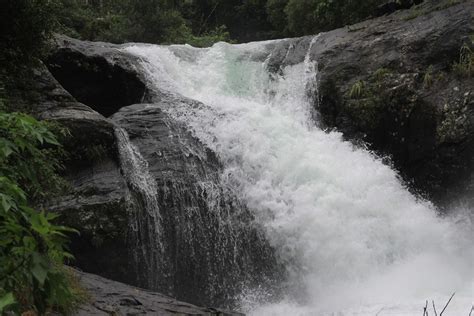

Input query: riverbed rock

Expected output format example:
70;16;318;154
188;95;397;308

72;269;243;316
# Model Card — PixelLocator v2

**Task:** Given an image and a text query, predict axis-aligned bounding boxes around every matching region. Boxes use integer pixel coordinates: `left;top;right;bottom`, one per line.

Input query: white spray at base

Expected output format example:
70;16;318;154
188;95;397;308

124;37;473;315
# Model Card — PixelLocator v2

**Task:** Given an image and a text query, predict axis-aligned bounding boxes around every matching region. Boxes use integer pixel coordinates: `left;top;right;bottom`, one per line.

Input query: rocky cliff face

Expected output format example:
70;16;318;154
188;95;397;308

267;0;473;208
9;0;471;313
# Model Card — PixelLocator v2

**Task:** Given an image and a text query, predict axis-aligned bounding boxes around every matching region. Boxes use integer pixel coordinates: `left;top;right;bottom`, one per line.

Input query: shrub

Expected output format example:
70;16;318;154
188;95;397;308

0;109;78;314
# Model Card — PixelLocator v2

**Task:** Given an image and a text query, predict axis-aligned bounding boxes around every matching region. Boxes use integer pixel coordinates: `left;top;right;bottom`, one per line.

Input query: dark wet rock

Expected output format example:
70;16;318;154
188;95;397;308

269;0;474;208
4;60;135;283
72;269;243;316
51;159;132;284
47;35;148;117
111;101;281;307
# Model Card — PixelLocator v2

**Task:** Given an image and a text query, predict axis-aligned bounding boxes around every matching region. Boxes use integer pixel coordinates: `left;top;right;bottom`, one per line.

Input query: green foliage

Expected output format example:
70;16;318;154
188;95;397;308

452;44;473;78
403;0;463;21
266;0;289;35
283;0;384;36
184;26;233;48
0;110;79;314
52;0;394;45
373;68;392;81
0;0;60;70
349;80;366;99
423;65;434;88
55;0;230;46
0;113;68;202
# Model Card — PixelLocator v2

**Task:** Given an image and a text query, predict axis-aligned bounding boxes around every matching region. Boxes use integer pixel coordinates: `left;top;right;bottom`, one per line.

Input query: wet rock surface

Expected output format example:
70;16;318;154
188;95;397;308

111;102;280;306
47;36;149;117
268;0;473;207
72;269;243;316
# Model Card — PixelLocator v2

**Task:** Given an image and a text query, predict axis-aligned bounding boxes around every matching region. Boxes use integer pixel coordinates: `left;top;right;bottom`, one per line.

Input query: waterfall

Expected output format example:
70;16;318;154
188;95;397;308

114;127;163;289
113;108;280;306
124;38;473;315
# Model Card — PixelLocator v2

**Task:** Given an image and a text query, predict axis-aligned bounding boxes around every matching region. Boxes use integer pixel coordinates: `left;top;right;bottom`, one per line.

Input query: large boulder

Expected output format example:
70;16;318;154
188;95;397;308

47;35;149;117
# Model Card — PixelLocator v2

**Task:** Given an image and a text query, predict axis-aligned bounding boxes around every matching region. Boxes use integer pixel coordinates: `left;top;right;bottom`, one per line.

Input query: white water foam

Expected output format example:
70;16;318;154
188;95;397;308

124;39;473;315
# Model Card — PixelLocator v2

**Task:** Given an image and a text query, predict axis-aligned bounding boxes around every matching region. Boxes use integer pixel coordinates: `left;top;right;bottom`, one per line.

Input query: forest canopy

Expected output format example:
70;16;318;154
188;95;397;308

54;0;404;44
1;0;420;50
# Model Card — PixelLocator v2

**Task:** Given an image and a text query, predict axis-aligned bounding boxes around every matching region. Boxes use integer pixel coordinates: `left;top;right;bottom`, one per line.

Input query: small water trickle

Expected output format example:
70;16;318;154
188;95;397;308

114;126;163;289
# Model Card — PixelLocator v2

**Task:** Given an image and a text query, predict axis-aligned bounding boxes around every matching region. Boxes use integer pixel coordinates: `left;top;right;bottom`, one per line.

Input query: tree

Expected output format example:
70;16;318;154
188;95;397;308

0;0;60;68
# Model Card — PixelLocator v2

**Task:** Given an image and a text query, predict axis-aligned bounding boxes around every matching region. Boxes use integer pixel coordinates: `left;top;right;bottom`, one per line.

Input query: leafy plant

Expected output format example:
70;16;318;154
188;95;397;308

0;110;79;314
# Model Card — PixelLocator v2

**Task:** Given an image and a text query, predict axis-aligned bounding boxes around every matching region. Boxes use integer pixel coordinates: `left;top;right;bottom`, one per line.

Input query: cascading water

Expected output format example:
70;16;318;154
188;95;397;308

124;37;473;315
114;127;164;289
112;106;280;305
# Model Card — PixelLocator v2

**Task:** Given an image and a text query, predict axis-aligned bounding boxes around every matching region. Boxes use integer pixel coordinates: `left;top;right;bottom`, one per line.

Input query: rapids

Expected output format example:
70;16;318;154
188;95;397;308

123;38;473;315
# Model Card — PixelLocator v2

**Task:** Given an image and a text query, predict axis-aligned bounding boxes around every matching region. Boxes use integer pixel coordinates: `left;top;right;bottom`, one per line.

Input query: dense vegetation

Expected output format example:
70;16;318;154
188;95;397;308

54;0;411;45
0;110;82;314
0;1;81;313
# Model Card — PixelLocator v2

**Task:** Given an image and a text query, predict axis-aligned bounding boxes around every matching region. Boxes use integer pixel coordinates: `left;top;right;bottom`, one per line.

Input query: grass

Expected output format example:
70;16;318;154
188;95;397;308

452;44;473;78
349;80;366;99
373;68;391;81
423;65;434;88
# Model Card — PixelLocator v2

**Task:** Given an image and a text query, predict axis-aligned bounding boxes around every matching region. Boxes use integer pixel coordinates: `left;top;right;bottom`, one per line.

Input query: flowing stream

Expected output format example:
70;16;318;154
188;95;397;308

123;38;473;315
